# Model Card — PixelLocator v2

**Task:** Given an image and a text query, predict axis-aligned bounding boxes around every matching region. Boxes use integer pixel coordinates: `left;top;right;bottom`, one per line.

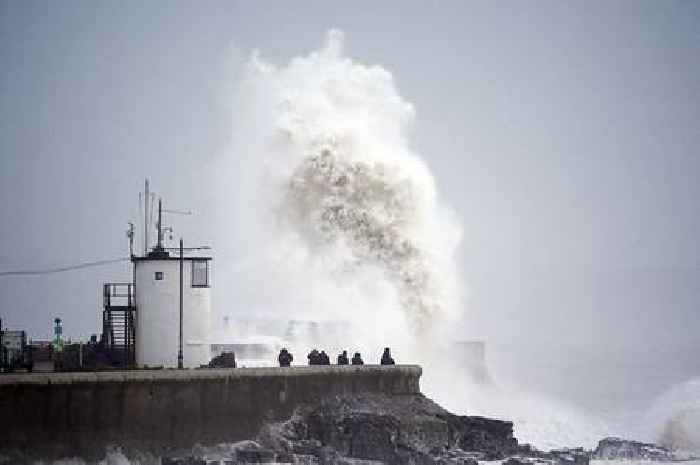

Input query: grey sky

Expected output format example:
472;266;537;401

1;1;698;412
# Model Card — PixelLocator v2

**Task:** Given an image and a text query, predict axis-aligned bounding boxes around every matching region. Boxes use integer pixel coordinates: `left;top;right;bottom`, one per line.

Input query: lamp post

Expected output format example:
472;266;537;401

178;238;184;369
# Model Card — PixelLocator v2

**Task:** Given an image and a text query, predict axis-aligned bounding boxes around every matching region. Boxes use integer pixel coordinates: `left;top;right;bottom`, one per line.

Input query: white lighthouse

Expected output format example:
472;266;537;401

131;193;212;368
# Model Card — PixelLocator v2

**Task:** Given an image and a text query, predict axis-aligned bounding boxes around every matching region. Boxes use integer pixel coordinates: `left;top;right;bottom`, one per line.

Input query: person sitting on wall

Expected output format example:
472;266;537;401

337;350;349;365
351;352;364;365
278;348;293;367
319;350;331;365
380;347;395;365
307;349;320;365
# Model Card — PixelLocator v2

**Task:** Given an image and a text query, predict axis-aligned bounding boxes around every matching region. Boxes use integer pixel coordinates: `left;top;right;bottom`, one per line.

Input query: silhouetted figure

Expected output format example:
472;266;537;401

319;350;331;365
337;350;349;365
278;348;293;367
307;349;320;365
380;347;395;365
351;352;364;365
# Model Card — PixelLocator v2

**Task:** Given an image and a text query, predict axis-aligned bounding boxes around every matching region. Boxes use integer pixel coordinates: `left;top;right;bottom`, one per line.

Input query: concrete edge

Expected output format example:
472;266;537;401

0;364;422;386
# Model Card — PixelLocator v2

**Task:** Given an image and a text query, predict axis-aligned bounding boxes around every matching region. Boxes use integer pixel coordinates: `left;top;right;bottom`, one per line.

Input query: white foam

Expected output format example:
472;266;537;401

220;30;463;360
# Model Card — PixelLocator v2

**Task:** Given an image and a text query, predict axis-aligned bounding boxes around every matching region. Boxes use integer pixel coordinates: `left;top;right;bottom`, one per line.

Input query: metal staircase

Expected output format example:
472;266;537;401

102;283;136;368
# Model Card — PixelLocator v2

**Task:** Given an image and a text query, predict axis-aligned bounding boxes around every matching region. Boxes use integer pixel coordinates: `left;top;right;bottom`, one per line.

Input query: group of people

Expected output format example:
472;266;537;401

277;347;396;367
307;349;331;365
325;349;364;366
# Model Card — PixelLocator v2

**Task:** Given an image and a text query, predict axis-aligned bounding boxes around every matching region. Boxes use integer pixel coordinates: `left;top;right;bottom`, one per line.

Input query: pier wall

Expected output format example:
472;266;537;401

0;365;421;460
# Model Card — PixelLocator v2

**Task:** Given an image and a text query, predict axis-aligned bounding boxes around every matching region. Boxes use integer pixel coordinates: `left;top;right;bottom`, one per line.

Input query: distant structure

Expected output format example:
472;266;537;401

453;340;490;384
53;318;63;353
0;324;32;372
211;341;280;367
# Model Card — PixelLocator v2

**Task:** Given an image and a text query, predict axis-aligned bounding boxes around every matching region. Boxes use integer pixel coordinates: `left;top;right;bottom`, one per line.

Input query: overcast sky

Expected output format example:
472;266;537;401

1;0;698;410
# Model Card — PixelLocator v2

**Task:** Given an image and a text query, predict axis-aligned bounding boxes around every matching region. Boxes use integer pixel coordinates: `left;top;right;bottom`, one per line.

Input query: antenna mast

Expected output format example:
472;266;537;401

157;198;163;251
143;179;150;255
126;222;134;257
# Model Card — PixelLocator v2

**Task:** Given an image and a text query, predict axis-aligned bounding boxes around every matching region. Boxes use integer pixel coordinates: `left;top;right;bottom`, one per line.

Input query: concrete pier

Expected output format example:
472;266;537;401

0;365;421;461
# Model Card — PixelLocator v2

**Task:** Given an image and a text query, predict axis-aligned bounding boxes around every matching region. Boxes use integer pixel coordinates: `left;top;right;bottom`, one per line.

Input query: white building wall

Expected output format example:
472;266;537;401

134;259;211;368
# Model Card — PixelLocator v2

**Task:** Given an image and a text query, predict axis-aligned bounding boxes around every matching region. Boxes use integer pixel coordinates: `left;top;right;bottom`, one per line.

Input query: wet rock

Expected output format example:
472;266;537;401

593;437;673;461
235;448;276;463
257;393;518;464
549;447;589;465
504;458;530;465
433;447;480;465
232;440;276;463
162;458;206;465
443;414;518;460
290;454;320;465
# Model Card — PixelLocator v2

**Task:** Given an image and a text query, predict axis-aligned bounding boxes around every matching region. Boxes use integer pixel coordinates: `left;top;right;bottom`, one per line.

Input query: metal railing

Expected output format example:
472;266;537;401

103;283;134;308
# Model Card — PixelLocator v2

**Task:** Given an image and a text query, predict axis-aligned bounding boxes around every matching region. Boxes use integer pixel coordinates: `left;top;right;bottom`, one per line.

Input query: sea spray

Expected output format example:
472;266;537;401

214;30;628;451
645;377;700;454
285;148;443;333
222;30;463;357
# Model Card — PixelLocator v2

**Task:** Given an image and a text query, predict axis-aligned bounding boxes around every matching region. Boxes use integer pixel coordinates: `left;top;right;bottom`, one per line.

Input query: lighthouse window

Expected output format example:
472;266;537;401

192;260;209;288
154;271;164;281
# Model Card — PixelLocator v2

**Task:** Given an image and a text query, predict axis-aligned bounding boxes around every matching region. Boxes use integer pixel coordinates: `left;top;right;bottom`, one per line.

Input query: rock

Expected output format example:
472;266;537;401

593;437;674;461
162;393;520;465
232;440;276;463
335;459;386;465
442;414;517;460
291;439;324;456
504;458;530;465
433;448;480;465
290;454;321;464
235;448;276;463
548;447;589;465
256;393;518;464
162;458;206;465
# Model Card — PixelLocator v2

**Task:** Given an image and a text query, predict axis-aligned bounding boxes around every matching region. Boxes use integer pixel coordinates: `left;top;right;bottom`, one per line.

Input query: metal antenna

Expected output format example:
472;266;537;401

143;179;150;255
149;193;155;247
163;208;193;216
138;192;143;254
126;222;134;257
156;198;163;251
161;207;194;246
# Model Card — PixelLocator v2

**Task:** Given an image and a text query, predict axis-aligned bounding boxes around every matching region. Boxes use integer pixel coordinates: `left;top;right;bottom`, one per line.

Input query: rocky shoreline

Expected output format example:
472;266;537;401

254;393;516;464
1;392;693;465
156;394;691;465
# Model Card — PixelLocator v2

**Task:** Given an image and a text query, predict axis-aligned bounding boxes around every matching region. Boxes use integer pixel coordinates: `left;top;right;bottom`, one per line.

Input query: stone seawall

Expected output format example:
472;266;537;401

0;365;421;461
